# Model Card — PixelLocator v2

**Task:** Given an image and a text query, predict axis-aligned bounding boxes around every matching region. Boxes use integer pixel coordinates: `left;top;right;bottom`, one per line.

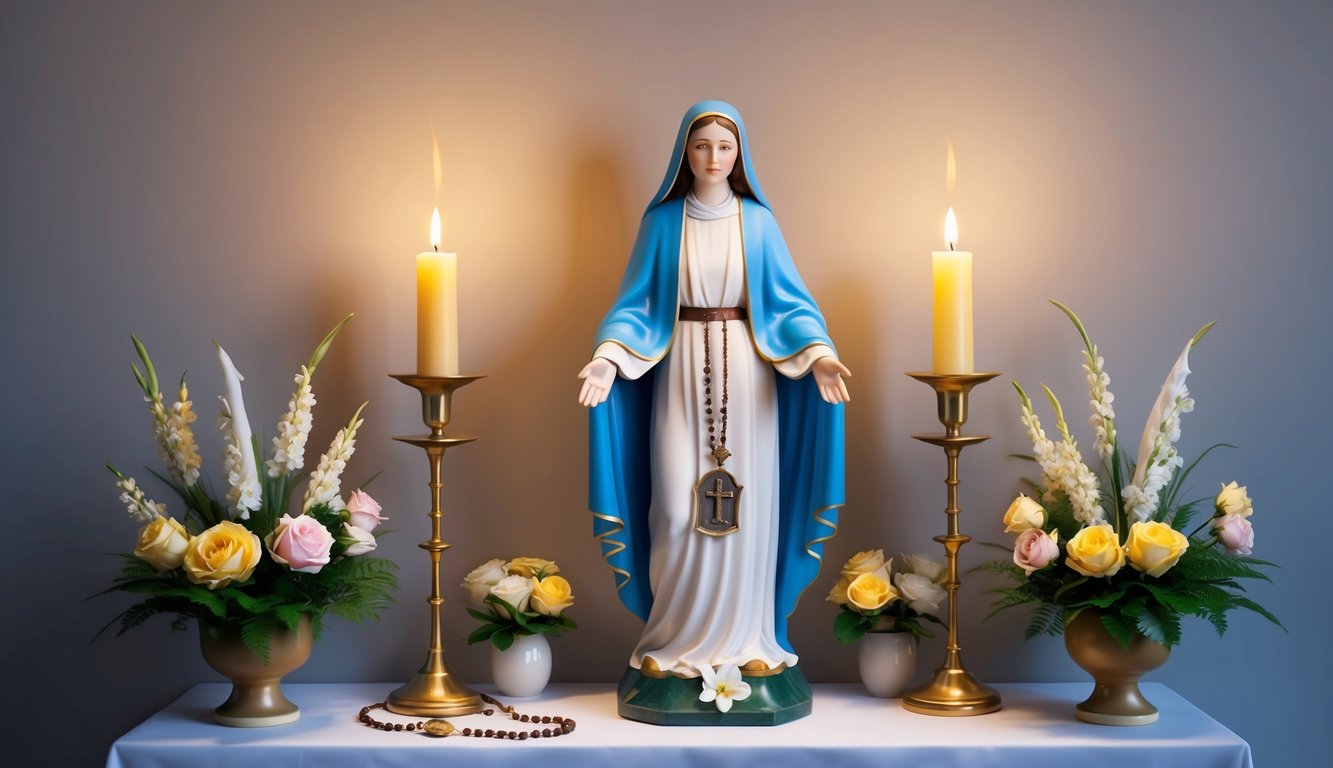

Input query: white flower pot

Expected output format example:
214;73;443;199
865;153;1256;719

857;631;915;698
491;633;552;698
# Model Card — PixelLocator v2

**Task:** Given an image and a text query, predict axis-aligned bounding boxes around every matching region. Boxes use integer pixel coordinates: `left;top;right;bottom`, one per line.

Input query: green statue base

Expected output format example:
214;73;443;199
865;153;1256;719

617;665;813;726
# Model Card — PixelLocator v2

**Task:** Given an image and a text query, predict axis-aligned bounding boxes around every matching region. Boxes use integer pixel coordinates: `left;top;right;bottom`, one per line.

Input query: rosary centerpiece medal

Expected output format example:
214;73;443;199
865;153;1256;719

695;311;741;536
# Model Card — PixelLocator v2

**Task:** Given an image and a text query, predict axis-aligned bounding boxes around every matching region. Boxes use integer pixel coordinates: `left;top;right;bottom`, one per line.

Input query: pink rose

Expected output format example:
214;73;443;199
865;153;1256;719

1214;514;1254;556
345;490;387;531
265;514;335;573
1013;528;1060;575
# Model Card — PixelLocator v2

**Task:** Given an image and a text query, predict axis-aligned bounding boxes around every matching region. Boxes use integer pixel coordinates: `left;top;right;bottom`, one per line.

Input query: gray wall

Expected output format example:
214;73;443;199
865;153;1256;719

3;1;1329;765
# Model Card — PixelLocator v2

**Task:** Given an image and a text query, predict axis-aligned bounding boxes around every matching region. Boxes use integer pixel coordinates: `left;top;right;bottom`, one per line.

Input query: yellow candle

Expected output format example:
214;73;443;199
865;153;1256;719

416;207;459;376
932;207;973;374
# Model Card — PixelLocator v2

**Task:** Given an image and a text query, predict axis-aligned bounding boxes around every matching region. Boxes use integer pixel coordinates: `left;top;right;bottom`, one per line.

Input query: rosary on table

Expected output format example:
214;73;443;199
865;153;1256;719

358;693;576;740
695;310;742;537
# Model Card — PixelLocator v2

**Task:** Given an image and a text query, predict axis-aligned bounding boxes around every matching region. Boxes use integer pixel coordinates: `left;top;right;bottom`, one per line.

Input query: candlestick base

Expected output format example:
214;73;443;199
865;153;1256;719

901;665;1003;717
386;654;483;717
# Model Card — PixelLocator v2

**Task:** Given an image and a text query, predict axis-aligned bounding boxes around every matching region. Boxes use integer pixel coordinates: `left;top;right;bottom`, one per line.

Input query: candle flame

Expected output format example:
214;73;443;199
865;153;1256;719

945;141;957;195
430;114;443;199
944;207;958;250
430;207;441;251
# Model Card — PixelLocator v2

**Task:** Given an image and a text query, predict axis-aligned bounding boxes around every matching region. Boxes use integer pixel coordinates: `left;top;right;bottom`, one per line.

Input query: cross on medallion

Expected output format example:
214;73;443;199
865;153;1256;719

705;476;735;525
695;467;741;537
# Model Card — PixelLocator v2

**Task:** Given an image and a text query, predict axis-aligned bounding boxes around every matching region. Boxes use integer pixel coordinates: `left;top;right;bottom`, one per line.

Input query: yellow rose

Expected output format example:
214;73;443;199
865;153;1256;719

1064;524;1126;578
825;574;853;606
133;516;190;571
508;557;559;579
840;549;887;579
1215;481;1253;518
846;569;898;612
530;575;574;617
1002;494;1046;534
1125;521;1189;577
183;521;262;590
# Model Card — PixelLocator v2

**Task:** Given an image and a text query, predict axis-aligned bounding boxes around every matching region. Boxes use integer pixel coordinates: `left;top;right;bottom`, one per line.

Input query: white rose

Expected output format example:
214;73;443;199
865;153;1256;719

1003;494;1046;533
489;574;534;618
894;572;946;615
340;523;377;556
900;553;947;584
460;558;509;604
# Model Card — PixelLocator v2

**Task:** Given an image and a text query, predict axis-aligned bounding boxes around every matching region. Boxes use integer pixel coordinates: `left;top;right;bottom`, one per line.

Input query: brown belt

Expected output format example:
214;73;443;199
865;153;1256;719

678;306;746;322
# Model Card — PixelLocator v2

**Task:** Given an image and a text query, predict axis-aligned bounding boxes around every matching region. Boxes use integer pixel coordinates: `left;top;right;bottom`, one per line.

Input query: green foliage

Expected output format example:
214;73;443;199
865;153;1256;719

464;595;578;651
830;600;945;646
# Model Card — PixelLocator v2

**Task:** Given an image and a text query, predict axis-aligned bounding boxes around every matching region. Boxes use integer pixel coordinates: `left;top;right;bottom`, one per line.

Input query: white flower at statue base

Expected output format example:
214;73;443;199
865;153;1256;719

698;664;752;713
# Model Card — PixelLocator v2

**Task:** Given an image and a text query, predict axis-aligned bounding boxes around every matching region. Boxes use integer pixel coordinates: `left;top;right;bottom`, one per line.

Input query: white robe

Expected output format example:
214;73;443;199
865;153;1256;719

595;193;830;676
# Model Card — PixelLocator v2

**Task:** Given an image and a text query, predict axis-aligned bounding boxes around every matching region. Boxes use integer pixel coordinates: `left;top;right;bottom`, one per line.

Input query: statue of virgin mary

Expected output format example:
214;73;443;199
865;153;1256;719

578;100;848;723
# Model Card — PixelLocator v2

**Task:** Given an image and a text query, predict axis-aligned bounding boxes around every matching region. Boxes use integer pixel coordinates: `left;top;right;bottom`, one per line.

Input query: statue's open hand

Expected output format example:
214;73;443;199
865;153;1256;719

813;356;851;404
577;357;617;408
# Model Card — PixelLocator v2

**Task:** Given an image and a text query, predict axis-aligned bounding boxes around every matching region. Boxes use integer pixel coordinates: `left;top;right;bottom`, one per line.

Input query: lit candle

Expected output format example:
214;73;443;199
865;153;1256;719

416;207;459;376
932;207;973;374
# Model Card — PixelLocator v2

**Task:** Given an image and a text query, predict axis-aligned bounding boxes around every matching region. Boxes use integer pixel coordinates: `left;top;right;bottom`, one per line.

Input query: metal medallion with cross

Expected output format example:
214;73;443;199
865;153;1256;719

694;467;741;536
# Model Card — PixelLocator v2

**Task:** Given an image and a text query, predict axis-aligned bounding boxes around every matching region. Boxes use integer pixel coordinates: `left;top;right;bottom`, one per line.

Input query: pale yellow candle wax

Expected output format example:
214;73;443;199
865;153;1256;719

931;208;974;374
416;208;459;376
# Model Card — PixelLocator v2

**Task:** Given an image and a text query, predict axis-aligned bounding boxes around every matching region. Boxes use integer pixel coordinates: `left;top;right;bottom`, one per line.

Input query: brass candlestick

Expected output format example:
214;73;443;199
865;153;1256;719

385;373;485;717
900;371;1003;717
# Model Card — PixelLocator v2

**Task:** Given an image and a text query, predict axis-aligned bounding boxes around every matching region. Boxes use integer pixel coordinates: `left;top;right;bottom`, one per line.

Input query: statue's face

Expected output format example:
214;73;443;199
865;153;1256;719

686;121;739;193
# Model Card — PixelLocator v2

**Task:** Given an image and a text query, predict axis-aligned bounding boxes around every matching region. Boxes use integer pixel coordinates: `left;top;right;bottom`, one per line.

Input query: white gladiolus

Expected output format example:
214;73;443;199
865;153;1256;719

267;365;316;477
302;403;367;513
1083;347;1117;465
113;473;167;523
1041;385;1103;525
216;344;261;517
1015;383;1061;505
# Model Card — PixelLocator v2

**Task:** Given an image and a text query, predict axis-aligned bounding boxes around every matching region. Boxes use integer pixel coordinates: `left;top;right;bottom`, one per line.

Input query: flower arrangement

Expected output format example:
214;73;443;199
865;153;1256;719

983;301;1280;649
461;557;577;650
97;317;397;658
827;549;947;644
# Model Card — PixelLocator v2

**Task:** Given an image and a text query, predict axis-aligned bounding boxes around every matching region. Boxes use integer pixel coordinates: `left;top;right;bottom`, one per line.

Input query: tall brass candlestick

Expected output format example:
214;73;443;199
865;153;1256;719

901;371;1002;717
385;373;484;717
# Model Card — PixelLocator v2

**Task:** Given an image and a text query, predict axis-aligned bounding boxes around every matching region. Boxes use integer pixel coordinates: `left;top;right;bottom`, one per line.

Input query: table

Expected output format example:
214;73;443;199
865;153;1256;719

106;682;1253;768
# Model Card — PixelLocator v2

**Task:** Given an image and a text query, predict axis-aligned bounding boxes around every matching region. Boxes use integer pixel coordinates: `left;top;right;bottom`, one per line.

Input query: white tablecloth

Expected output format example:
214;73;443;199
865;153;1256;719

106;682;1253;768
